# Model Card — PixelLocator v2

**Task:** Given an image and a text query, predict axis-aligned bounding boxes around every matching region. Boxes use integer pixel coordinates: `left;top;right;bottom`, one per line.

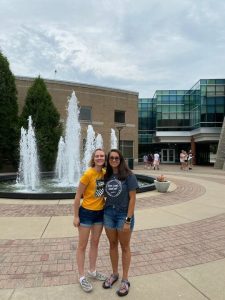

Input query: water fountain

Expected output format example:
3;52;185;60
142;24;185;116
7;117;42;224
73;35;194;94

55;91;81;186
0;92;156;199
16;116;40;191
82;125;96;172
95;133;104;149
111;128;118;149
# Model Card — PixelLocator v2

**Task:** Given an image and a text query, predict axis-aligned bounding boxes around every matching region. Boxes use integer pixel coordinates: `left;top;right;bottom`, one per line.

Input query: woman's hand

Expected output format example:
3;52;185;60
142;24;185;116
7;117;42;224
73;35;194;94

73;216;80;227
123;222;131;231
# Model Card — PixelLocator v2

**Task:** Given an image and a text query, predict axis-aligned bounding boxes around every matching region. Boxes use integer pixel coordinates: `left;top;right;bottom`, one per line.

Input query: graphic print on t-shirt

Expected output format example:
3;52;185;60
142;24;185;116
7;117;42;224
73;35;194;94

95;179;105;197
105;178;122;198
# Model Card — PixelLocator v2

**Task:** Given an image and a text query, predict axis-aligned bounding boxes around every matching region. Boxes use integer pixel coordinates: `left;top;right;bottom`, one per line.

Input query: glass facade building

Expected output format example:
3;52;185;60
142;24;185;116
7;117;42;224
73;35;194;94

139;79;225;164
138;98;156;144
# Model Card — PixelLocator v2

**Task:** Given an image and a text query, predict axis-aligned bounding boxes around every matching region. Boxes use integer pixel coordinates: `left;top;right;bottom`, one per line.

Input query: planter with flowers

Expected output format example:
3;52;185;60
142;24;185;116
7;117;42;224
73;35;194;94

154;175;171;193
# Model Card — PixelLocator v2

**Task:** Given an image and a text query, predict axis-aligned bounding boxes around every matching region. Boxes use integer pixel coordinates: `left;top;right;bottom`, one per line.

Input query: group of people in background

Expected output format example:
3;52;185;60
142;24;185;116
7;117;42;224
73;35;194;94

143;152;160;170
143;150;194;171
180;149;193;170
73;148;138;297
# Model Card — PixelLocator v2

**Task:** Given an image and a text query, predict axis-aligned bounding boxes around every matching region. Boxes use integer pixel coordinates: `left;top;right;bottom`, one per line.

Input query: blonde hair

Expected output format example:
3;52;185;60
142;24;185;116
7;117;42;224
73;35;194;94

89;148;106;167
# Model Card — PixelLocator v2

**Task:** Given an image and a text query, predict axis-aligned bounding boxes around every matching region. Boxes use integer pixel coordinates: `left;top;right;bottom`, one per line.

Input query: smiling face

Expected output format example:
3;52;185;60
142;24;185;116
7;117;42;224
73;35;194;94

93;149;105;168
109;151;121;170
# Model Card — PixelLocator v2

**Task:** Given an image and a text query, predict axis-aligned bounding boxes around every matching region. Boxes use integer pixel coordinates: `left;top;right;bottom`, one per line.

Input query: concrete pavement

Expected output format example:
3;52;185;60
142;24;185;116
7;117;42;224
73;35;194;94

0;164;225;299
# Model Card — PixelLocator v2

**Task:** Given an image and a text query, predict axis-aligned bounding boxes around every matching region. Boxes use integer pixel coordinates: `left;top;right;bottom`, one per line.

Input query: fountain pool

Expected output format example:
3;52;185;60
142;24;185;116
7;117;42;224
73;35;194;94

0;173;155;199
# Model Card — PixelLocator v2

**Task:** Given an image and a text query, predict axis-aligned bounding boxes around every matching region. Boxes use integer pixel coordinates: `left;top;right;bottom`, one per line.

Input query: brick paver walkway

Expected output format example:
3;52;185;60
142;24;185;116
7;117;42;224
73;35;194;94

0;179;205;217
0;172;225;289
0;213;225;289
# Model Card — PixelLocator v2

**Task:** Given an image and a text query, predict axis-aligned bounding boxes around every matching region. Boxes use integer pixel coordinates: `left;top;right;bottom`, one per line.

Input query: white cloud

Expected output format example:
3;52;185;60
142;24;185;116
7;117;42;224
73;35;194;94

1;0;225;97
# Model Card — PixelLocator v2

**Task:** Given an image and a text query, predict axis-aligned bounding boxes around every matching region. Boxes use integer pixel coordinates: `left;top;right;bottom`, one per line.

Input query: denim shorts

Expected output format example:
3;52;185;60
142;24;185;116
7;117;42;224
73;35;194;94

79;206;104;227
104;206;134;231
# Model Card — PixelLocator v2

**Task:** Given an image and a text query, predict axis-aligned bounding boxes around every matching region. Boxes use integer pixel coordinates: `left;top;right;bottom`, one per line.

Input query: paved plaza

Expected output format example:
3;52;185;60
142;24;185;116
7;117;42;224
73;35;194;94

0;164;225;299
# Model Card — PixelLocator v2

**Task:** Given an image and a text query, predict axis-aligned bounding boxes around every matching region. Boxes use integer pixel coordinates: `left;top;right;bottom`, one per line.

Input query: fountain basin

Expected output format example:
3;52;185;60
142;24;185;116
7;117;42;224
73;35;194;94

0;173;155;199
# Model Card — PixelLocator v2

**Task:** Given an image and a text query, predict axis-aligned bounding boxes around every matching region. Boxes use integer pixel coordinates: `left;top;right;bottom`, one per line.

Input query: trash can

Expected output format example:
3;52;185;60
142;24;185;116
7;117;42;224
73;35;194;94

127;158;134;170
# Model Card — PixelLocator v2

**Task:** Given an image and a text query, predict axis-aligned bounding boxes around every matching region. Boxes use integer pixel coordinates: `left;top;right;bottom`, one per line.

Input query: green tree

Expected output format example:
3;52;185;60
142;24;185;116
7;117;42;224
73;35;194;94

0;51;19;169
20;76;62;171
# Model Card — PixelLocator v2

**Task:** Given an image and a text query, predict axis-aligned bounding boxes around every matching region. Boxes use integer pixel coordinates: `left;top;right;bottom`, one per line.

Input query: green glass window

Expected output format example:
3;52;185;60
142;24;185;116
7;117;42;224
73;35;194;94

216;106;224;113
157;96;162;102
207;86;215;93
176;95;184;102
170;113;176;119
200;79;207;84
207;79;215;84
162;106;169;113
207;97;215;105
169;95;176;103
216;79;225;84
201;106;206;114
161;96;169;103
169;90;177;95
216;85;224;93
207;106;215;113
162;113;169;119
201;97;206;105
170;105;176;112
216;97;225;105
177;113;183;119
157;105;162;112
176;105;184;112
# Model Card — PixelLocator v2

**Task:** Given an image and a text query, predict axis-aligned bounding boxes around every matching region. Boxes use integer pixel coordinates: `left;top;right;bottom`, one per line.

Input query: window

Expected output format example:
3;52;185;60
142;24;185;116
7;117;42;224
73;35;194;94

80;106;92;122
120;140;133;158
115;110;125;123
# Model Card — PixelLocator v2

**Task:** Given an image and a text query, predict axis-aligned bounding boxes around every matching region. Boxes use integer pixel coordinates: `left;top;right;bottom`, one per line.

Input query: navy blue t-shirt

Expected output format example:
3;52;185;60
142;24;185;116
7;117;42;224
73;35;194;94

105;174;139;212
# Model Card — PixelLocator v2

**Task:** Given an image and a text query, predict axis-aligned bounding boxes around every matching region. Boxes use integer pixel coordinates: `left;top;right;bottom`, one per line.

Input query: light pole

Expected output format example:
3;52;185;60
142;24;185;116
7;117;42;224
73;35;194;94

116;126;125;151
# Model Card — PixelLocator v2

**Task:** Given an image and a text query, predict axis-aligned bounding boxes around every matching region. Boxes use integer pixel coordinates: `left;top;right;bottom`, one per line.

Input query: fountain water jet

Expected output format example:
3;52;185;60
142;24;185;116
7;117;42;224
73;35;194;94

16;116;40;191
95;133;103;149
55;91;81;186
55;136;65;181
111;128;118;149
82;125;96;171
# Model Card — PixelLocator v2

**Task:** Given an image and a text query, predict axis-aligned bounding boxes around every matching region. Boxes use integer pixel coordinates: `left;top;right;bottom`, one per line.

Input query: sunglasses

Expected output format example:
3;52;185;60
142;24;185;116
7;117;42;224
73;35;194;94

109;156;120;161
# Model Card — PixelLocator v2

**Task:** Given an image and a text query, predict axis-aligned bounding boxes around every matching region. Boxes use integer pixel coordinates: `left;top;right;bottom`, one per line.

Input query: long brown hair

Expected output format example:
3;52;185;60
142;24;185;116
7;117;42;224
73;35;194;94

89;148;106;167
105;149;132;181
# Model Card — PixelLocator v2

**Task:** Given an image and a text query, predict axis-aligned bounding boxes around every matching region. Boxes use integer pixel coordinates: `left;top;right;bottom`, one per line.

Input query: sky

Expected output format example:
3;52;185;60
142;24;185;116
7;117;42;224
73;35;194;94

1;0;225;97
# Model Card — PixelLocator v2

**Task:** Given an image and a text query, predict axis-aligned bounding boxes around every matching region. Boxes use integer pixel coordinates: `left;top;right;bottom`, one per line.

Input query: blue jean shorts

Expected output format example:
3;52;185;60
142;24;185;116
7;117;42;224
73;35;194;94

79;206;104;227
104;206;134;231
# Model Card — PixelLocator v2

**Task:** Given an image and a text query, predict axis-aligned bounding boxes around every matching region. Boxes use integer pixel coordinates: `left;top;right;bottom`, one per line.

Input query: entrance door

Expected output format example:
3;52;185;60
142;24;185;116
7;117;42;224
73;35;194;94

161;149;175;163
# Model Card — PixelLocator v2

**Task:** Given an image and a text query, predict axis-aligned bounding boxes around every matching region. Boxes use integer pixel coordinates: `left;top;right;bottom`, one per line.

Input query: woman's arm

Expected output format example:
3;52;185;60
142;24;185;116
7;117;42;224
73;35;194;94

127;190;136;217
123;190;136;231
73;182;86;227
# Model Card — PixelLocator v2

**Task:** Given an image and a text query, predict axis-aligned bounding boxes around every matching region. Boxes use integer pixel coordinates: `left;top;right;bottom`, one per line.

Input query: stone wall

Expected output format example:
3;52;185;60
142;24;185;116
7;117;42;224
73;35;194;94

15;77;139;160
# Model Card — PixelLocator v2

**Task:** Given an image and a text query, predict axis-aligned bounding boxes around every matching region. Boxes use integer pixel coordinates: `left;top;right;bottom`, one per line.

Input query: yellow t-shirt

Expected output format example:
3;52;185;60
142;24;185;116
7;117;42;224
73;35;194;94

80;168;105;211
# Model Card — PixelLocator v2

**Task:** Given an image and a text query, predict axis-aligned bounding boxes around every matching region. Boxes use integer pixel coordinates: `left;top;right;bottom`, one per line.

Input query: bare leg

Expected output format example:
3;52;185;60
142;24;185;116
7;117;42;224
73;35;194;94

76;226;91;277
105;228;119;274
89;224;103;272
118;230;132;280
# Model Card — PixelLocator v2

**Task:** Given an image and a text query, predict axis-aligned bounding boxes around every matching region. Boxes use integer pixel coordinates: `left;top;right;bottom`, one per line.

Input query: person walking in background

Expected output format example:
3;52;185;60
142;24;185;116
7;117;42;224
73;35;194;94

147;153;154;169
73;148;107;293
180;150;186;170
102;149;138;297
188;150;193;170
184;150;188;170
143;154;148;168
153;151;160;170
